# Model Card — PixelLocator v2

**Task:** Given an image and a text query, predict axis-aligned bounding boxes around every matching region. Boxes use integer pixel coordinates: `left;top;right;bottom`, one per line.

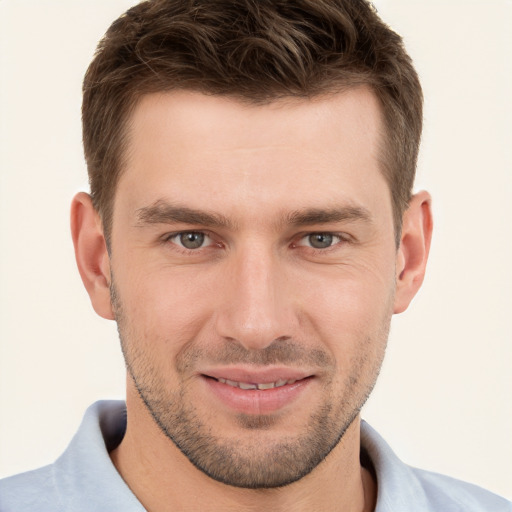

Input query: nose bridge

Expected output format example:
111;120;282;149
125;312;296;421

215;241;294;350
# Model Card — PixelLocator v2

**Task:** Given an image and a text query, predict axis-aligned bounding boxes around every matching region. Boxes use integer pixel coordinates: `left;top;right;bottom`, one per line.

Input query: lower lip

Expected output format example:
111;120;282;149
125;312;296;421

202;376;313;415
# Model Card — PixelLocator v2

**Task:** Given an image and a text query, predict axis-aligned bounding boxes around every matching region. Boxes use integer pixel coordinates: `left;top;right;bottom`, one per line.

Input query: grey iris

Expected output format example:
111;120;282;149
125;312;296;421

180;232;205;249
308;233;333;249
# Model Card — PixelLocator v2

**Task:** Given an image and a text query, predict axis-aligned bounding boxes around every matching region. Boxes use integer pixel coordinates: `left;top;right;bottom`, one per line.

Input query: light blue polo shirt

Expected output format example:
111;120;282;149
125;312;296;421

0;401;510;511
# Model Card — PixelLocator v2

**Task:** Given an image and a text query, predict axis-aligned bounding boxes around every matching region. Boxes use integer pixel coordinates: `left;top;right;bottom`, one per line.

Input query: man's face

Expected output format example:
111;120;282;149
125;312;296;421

109;89;398;488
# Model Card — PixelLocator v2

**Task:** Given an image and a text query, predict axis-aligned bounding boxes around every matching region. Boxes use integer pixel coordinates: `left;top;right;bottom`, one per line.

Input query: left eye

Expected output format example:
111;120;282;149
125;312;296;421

298;233;342;249
169;232;212;250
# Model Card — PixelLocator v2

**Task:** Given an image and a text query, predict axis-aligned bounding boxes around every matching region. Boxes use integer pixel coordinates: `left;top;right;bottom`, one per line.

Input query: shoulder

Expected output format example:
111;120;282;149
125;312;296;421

360;420;512;512
410;467;512;512
0;400;130;512
0;464;61;512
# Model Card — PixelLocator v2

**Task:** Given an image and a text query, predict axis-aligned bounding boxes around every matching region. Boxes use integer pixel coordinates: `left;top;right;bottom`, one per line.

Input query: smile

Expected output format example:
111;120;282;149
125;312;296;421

215;377;299;390
203;373;313;415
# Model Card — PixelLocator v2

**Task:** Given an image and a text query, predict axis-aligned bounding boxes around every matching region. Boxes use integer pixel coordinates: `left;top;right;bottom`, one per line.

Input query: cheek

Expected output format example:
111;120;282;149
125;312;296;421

115;265;216;354
295;264;395;354
300;274;392;401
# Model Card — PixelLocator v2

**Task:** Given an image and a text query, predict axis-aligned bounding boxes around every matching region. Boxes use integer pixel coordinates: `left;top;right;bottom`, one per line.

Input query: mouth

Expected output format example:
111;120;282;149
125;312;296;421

200;370;315;415
212;376;302;391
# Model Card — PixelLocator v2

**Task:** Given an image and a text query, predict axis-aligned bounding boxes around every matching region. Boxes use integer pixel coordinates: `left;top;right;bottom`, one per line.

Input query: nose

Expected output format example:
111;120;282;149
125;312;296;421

214;244;298;351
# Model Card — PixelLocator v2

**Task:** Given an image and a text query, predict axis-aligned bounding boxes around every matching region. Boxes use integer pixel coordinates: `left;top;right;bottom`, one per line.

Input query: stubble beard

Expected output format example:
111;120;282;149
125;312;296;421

111;281;390;489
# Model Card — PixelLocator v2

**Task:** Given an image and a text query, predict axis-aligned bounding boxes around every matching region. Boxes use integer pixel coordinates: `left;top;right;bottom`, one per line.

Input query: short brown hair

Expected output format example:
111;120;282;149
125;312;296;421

82;0;423;244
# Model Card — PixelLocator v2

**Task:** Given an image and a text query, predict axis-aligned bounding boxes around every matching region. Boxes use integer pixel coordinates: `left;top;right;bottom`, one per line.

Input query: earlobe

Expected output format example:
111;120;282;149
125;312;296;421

70;192;114;320
393;191;433;314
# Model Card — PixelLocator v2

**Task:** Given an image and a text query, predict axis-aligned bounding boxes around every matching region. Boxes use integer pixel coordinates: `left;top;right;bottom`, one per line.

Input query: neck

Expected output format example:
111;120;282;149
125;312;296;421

110;389;376;512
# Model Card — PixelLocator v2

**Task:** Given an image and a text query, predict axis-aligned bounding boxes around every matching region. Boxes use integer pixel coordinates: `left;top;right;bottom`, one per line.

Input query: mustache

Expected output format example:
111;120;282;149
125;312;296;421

176;338;334;373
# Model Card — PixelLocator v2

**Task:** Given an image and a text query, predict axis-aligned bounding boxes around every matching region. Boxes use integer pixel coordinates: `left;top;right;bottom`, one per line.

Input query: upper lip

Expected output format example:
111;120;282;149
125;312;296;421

200;367;313;384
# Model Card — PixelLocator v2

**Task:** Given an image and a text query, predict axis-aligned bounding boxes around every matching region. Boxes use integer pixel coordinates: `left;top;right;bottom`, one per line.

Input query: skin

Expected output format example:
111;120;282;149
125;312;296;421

71;88;432;511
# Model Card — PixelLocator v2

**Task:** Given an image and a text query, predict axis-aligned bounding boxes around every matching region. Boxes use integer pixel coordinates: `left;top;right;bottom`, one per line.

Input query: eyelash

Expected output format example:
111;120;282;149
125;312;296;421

162;231;218;251
161;230;352;254
292;232;350;251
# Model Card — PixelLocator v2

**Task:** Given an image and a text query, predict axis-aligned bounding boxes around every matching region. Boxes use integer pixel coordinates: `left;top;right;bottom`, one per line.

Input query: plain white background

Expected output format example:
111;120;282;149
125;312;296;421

0;0;511;500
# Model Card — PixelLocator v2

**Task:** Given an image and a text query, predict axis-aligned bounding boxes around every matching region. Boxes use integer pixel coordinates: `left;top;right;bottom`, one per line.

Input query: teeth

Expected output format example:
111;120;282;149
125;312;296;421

239;382;258;390
216;377;298;390
257;382;275;390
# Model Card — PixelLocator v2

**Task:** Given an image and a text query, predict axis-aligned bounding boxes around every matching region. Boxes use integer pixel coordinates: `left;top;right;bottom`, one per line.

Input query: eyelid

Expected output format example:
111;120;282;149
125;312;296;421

162;230;215;249
293;231;351;249
160;229;352;251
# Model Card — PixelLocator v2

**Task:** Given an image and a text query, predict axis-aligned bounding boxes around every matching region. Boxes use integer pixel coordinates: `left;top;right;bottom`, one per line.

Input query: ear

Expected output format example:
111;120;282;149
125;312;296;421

394;191;433;314
70;192;114;320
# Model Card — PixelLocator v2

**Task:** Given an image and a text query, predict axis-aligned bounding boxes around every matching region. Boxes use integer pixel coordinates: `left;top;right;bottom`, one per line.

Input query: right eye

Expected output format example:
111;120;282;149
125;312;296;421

166;231;213;250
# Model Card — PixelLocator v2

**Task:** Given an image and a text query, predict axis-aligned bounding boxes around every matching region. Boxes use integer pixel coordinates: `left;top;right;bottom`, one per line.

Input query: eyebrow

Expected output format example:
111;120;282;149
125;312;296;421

135;200;372;230
136;201;235;229
286;206;372;226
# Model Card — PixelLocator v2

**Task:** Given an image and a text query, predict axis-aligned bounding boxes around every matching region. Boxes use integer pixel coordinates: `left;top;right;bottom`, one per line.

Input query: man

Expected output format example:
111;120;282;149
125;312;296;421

0;0;510;511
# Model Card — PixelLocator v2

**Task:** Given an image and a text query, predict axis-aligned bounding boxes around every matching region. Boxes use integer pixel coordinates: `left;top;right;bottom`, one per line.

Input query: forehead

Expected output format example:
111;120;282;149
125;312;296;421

117;88;390;225
125;87;383;158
